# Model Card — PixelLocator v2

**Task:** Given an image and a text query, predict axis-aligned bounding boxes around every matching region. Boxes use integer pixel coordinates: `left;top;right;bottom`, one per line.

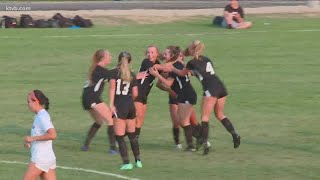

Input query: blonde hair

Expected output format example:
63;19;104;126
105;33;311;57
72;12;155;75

184;40;205;60
118;51;133;82
88;49;108;84
145;45;160;61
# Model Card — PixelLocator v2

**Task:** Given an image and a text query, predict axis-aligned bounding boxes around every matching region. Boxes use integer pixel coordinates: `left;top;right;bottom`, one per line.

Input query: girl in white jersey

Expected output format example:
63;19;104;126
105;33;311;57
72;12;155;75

23;90;57;180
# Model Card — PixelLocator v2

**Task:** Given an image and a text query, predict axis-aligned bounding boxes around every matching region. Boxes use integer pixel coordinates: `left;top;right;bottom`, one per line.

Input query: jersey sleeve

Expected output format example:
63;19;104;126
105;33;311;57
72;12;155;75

39;114;54;132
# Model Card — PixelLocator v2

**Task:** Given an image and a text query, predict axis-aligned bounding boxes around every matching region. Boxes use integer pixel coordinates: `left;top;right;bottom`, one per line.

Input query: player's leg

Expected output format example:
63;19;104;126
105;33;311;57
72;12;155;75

201;96;217;155
170;104;181;149
215;96;240;149
178;103;195;151
114;118;132;170
127;119;142;168
23;163;43;180
40;168;56;180
93;103;117;152
81;109;103;151
134;102;147;138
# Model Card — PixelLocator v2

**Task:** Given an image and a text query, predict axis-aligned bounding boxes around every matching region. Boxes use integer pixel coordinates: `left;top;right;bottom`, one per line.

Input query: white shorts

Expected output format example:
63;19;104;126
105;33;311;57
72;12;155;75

33;159;56;173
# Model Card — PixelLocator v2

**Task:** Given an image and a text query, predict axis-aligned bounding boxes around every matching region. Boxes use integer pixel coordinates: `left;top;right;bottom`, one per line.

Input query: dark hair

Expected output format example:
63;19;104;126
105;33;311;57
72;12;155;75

166;45;181;62
33;90;50;110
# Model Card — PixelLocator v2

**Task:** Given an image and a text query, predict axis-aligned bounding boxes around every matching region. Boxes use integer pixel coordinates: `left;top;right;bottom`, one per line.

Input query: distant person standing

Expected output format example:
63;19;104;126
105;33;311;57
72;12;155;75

222;0;252;29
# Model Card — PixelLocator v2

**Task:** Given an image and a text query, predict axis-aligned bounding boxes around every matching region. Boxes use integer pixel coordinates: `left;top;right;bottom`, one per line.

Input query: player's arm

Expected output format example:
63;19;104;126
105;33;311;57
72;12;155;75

109;79;116;113
149;67;174;88
24;128;56;143
132;86;138;100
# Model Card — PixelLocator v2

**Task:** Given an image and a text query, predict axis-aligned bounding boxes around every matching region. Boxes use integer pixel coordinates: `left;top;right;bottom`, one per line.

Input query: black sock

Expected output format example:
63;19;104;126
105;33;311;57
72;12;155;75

183;125;193;147
84;122;101;147
135;128;141;138
115;135;129;164
221;117;238;137
128;132;140;162
107;125;116;150
191;124;201;139
172;127;180;145
201;122;209;143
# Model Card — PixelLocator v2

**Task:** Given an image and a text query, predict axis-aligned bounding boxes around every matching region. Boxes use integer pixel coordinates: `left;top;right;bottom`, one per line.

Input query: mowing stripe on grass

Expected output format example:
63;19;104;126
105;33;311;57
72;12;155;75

0;160;141;180
1;29;320;39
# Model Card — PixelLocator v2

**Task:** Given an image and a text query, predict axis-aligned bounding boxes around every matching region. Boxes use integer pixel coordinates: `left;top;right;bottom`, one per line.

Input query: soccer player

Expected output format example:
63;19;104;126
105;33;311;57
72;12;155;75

167;40;241;155
109;51;142;170
81;49;117;154
23;90;57;180
150;46;198;151
134;45;161;138
156;52;201;150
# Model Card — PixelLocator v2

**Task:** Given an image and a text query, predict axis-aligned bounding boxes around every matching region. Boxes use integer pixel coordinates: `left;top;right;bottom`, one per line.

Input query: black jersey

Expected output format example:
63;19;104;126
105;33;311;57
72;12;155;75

82;66;111;109
186;56;227;98
109;68;138;102
110;68;138;119
169;61;197;105
135;58;160;104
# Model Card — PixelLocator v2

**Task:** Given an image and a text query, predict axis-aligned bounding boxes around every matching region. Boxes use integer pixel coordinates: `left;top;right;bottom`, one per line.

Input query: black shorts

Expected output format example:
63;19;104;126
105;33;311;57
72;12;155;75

114;99;136;119
177;91;197;105
134;95;148;104
82;92;102;110
168;95;178;105
203;84;228;98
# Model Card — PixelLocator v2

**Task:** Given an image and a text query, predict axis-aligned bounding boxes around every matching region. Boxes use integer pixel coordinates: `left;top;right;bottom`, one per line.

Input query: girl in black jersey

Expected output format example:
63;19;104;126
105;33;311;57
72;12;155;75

81;49;117;154
150;46;198;151
109;51;142;170
134;45;161;138
167;40;241;155
156;52;201;150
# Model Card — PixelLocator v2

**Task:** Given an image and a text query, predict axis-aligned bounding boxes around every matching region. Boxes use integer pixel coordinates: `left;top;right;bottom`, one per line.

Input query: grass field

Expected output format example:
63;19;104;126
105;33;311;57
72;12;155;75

0;15;320;180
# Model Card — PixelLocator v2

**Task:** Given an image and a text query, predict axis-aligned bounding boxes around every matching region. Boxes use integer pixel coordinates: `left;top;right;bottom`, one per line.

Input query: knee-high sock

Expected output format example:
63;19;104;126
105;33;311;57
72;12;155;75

135;128;141;139
83;122;101;147
172;127;180;145
115;135;129;164
182;125;193;147
221;117;238;137
201;122;209;143
128;132;140;162
107;125;116;150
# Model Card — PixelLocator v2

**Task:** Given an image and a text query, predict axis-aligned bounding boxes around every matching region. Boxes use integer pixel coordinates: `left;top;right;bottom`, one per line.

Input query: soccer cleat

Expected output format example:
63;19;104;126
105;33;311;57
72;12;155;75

203;142;211;155
233;135;241;149
175;144;182;150
120;163;133;170
80;145;89;151
135;160;143;168
108;149;118;155
185;145;196;152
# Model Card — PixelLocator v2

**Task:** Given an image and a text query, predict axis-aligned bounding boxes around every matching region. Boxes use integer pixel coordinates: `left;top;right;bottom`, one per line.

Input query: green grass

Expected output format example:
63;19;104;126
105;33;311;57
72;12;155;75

0;15;320;180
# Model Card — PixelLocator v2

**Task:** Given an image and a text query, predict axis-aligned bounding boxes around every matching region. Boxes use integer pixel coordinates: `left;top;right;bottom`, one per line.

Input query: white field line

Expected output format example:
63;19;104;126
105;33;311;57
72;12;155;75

1;29;320;39
0;160;141;180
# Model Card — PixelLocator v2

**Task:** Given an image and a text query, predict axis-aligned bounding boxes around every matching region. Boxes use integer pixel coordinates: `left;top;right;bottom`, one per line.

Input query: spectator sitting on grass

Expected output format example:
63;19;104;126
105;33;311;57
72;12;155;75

221;0;252;29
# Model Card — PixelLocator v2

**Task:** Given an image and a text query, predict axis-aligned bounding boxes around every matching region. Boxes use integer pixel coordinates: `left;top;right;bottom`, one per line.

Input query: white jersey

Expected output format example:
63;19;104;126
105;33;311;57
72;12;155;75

30;109;56;163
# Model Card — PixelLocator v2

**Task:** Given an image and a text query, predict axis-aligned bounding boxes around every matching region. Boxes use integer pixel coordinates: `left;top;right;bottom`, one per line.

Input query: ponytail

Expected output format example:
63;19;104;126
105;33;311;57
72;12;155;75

33;90;50;111
118;51;133;82
187;40;205;60
88;49;106;85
